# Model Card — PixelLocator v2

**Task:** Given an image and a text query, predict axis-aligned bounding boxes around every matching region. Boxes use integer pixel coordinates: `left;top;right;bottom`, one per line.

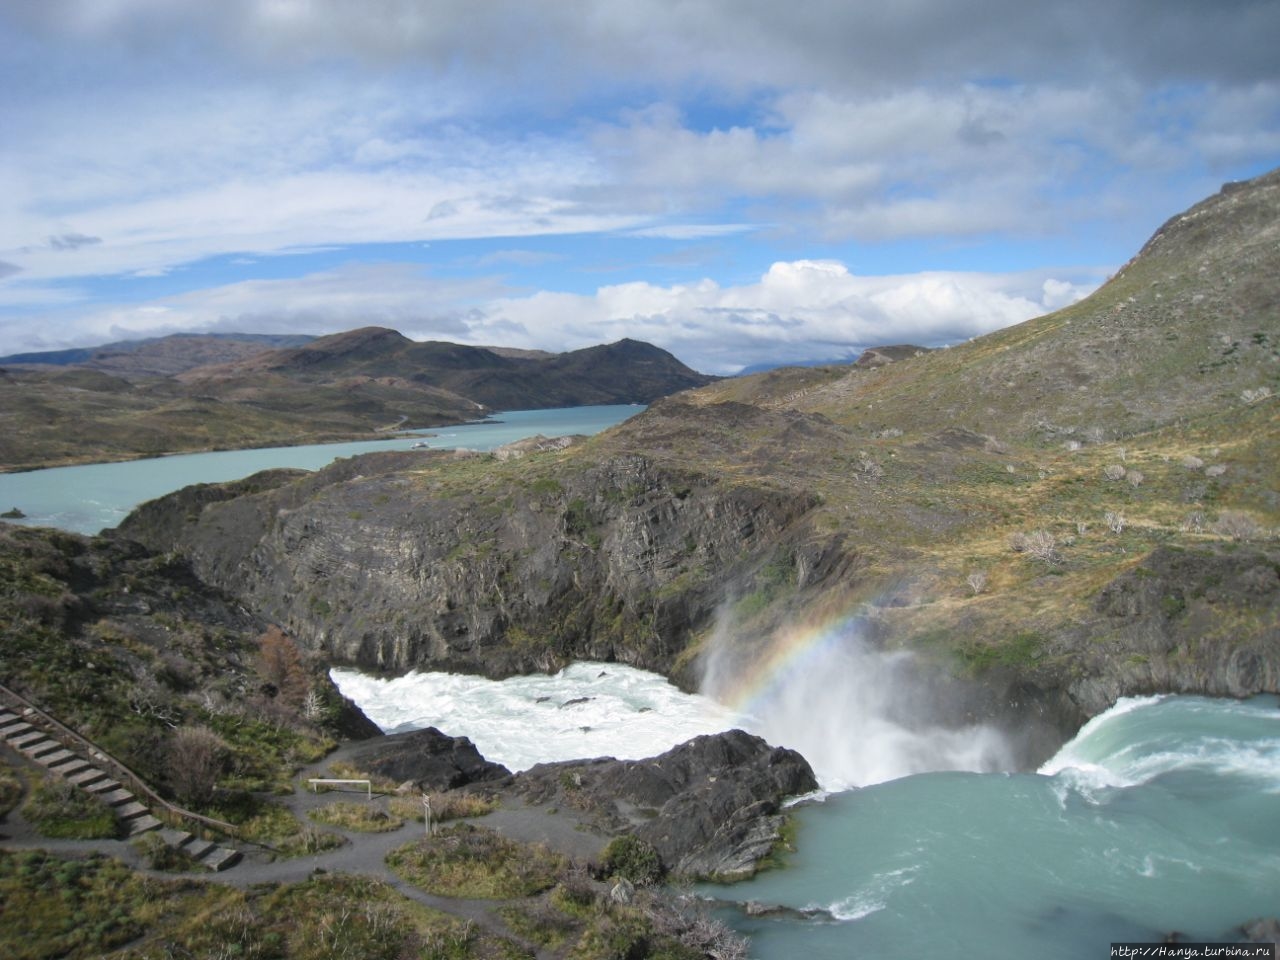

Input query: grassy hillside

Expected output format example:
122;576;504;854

0;333;714;471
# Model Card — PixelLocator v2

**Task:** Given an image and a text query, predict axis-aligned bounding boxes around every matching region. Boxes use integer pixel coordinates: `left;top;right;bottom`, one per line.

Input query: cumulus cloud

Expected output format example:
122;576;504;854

0;259;1100;373
480;261;1099;372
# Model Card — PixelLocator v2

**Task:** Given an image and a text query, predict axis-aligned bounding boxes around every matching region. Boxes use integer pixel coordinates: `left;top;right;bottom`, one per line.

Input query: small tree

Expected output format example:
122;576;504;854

1010;530;1058;564
258;625;309;706
168;726;228;807
1211;510;1263;541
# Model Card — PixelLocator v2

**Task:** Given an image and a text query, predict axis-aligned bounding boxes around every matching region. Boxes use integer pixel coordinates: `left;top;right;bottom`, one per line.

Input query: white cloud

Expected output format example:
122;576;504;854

474;260;1104;372
0;259;1103;373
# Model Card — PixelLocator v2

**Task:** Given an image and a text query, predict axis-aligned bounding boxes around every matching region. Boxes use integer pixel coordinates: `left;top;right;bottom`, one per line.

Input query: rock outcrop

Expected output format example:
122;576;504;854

513;729;819;881
1064;544;1280;716
117;448;822;686
346;726;511;791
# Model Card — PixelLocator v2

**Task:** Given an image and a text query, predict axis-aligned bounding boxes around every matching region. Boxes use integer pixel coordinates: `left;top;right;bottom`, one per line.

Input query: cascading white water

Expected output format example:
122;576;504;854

697;612;1014;789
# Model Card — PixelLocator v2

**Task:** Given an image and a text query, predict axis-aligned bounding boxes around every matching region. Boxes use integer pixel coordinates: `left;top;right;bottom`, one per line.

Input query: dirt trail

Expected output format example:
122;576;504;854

1;743;613;960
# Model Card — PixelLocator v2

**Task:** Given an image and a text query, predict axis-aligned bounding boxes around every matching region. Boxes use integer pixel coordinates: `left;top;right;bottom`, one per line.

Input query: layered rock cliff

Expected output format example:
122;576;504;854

117;443;823;686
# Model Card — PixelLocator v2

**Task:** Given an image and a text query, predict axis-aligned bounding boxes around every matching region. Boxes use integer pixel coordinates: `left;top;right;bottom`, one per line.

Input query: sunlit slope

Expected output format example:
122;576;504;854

695;170;1279;444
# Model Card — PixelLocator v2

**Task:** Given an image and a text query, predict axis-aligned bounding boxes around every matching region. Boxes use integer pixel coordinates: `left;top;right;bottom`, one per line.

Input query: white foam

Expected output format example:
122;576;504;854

702;627;1014;789
331;662;739;772
827;866;917;921
1041;695;1280;794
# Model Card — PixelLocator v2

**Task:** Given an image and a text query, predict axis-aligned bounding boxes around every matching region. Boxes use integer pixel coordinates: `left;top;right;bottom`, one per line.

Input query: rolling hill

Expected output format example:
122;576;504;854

0;333;715;471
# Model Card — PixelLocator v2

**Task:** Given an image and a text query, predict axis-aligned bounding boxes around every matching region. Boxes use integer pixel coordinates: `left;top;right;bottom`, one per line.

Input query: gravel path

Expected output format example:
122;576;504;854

1;741;618;960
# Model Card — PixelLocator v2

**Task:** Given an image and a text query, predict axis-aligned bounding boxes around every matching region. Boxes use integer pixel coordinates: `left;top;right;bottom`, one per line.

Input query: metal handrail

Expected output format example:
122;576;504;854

0;681;240;840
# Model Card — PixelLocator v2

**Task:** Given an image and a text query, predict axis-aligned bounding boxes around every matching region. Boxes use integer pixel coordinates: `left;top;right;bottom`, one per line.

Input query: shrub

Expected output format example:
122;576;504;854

1103;464;1127;481
309;801;402;832
1104;511;1126;534
965;571;988;596
22;777;119;839
1211;510;1264;541
599;834;664;886
1126;470;1145;488
133;832;201;871
387;824;565;899
1009;530;1059;564
167;725;229;807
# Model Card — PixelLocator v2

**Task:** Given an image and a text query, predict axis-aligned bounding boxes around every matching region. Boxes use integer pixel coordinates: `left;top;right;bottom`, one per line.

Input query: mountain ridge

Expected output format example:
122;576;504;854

0;333;716;471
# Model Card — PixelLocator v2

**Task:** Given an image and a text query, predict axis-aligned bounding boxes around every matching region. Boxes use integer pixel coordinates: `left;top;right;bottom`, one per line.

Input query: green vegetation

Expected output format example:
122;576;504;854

0;763;23;816
0;850;518;960
21;776;120;840
0;850;184;959
387;823;566;899
132;831;204;872
600;833;665;886
308;799;403;832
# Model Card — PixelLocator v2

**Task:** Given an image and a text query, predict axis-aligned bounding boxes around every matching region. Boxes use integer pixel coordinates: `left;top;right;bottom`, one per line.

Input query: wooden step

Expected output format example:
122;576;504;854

34;748;75;767
201;846;242;872
99;788;135;807
183;837;218;860
86;777;122;795
48;757;90;777
116;801;149;820
67;768;108;787
126;814;162;836
0;718;31;737
158;828;193;847
26;739;64;759
9;730;46;750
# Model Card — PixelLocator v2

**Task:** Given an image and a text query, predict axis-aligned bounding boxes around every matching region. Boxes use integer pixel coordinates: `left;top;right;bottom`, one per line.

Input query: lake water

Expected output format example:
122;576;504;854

334;665;1280;959
0;404;641;535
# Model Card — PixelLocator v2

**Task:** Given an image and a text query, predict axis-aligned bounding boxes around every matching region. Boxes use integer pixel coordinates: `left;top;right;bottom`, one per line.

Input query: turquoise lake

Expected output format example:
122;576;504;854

0;404;641;535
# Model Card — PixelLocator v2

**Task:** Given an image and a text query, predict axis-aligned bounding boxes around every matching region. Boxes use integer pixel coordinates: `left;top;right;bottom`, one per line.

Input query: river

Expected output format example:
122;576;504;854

333;665;1280;959
0;404;641;535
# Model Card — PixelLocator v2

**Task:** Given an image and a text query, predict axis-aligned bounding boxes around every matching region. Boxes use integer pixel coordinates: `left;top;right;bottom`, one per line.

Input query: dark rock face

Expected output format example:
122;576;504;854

116;451;820;685
514;729;819;881
1066;544;1280;716
347;726;511;791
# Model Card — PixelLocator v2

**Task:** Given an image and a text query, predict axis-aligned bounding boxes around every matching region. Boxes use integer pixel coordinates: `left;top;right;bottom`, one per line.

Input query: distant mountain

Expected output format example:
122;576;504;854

180;330;716;409
0;333;316;377
736;344;932;375
0;330;716;470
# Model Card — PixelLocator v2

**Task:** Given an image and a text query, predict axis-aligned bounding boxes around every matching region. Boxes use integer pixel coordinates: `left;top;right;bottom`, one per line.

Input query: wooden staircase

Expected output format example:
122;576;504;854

0;705;241;871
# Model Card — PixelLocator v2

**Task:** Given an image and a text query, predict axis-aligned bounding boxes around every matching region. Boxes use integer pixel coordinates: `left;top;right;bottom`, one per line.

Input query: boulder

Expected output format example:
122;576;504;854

349;726;510;791
514;728;818;881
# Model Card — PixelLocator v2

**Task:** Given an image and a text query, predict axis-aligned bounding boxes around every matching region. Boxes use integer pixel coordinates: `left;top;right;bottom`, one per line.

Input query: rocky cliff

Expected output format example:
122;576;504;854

117;442;823;686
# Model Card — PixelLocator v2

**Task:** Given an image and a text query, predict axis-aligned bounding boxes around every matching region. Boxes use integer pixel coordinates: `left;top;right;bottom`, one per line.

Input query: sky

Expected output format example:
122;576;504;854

1;1;1277;375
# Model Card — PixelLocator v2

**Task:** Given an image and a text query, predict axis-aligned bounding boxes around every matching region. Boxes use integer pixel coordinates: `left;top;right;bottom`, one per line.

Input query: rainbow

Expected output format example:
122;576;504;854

709;607;869;717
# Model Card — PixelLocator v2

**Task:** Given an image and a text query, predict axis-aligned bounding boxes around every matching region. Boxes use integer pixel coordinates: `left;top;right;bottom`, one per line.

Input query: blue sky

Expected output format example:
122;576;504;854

1;1;1277;374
